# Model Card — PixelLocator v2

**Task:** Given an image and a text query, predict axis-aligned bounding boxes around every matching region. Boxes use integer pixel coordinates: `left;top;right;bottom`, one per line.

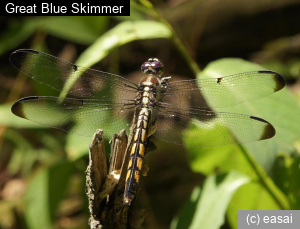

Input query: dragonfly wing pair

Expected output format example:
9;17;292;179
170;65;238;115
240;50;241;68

12;96;136;138
10;49;285;147
153;70;285;146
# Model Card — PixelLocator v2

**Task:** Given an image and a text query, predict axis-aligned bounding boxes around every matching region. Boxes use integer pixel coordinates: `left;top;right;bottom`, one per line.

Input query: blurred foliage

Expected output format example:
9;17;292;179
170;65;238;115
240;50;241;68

0;0;300;229
171;171;250;229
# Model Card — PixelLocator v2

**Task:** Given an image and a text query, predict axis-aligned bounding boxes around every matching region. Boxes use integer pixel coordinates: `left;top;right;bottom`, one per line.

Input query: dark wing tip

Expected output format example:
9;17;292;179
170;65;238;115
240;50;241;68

250;116;276;140
258;70;286;91
10;49;40;65
11;49;39;55
11;96;39;118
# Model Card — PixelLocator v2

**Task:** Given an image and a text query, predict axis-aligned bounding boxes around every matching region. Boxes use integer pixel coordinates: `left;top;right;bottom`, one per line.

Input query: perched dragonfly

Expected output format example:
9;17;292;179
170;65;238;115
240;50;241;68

10;49;285;205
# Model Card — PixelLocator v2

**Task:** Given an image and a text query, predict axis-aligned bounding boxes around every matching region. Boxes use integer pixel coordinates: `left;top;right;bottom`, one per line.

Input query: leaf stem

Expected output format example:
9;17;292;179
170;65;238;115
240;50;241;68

132;0;201;75
239;145;290;210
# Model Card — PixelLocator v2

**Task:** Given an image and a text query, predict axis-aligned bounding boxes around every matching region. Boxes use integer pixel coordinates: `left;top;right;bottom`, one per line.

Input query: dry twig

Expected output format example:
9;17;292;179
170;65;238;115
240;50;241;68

86;126;147;229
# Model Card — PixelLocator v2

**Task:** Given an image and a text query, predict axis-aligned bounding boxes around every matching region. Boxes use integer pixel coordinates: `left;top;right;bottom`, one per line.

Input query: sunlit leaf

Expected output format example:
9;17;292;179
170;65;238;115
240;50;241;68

188;144;252;175
65;134;91;160
186;58;293;222
66;129;116;160
171;171;250;229
227;182;281;229
188;58;300;171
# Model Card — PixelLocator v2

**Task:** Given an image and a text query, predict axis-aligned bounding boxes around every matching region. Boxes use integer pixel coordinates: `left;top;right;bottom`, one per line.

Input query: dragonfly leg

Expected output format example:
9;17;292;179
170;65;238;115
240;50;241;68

161;76;171;88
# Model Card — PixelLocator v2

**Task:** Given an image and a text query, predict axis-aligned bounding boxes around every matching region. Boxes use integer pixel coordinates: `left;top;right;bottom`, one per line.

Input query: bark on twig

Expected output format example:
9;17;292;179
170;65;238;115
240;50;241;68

86;130;107;229
86;125;147;229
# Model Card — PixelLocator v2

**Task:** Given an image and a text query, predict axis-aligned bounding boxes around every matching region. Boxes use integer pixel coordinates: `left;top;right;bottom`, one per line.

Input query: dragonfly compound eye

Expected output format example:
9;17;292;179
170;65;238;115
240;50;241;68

141;59;164;76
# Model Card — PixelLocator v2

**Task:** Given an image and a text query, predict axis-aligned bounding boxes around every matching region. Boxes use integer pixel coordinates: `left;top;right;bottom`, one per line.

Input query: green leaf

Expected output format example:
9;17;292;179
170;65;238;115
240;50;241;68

37;16;109;45
190;58;300;171
24;161;74;229
0;19;38;55
188;144;253;176
60;20;172;97
186;58;293;217
227;182;281;229
65;134;91;160
0;16;109;55
76;20;172;68
65;129;117;160
4;129;35;175
171;171;250;229
271;153;300;209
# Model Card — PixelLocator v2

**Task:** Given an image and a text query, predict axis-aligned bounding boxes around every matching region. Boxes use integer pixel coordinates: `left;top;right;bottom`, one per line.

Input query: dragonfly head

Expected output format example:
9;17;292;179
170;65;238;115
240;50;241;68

141;58;164;77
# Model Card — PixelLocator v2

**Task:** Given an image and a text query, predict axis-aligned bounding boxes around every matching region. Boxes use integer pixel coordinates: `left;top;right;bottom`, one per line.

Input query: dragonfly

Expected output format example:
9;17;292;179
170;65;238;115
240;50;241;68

10;49;285;205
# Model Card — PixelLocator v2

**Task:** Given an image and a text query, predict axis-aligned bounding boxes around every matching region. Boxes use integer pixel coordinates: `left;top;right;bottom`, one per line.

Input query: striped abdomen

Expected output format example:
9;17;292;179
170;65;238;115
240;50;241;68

123;108;150;205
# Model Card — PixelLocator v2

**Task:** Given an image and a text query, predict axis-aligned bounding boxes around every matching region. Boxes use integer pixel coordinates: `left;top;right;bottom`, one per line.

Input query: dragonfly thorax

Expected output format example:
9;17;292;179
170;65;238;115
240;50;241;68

139;75;161;87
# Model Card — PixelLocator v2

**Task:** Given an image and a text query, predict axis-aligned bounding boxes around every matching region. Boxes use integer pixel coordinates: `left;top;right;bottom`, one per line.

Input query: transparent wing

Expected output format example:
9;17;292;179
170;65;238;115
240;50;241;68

11;97;136;137
9;49;138;99
162;71;285;108
153;103;275;147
